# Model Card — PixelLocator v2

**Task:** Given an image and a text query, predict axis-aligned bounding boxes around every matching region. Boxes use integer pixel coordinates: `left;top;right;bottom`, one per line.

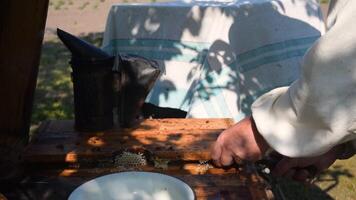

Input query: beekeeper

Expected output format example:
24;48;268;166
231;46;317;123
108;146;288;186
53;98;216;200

211;0;356;181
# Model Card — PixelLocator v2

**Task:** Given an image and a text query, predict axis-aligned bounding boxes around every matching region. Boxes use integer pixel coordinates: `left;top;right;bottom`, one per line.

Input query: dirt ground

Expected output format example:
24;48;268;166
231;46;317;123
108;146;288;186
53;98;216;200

44;0;168;40
44;0;329;40
44;0;116;39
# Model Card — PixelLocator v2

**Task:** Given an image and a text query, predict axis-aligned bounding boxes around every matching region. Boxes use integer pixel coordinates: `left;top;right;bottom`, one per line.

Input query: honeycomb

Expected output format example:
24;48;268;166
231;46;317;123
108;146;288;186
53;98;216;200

114;151;147;167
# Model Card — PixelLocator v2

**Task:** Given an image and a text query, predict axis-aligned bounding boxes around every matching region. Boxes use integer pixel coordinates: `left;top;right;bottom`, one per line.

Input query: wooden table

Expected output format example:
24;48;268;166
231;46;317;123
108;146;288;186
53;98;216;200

24;119;274;200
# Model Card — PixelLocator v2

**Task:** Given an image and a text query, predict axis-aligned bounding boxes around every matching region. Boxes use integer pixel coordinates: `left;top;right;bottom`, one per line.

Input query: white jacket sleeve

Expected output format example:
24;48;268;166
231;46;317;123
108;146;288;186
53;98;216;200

251;0;356;157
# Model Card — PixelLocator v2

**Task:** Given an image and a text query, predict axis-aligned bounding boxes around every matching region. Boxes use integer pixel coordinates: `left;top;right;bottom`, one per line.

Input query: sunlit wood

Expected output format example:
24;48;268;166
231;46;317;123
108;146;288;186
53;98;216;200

59;169;78;177
87;136;105;147
65;151;78;162
25;119;273;199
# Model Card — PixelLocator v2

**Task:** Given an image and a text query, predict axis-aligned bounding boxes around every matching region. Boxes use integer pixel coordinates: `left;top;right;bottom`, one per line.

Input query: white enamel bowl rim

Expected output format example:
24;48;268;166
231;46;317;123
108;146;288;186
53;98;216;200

68;171;195;200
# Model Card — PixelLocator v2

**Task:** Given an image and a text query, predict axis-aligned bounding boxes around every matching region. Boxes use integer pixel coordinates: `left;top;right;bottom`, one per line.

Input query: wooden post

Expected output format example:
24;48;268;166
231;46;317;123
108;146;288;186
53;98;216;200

0;0;49;141
0;0;49;181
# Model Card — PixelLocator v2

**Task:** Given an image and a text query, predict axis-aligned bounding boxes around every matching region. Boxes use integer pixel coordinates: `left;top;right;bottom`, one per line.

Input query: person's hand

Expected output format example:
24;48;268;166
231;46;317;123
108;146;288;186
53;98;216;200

272;145;344;182
211;116;270;166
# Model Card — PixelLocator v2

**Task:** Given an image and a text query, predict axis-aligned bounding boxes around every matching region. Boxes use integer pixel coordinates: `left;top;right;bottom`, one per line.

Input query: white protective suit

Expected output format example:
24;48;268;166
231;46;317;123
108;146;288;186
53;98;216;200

252;0;356;157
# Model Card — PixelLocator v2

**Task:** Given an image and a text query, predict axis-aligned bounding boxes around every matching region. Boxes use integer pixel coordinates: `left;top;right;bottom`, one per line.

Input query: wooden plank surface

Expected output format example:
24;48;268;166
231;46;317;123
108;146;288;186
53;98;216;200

25;119;234;163
24;119;274;200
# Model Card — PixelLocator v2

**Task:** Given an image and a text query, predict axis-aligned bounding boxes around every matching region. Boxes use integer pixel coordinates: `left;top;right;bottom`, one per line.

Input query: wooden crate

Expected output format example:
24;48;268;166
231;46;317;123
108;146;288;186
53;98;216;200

24;119;274;200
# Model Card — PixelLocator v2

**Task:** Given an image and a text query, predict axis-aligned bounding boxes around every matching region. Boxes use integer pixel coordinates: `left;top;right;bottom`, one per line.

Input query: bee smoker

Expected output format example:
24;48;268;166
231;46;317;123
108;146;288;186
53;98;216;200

57;28;161;131
57;29;114;132
114;54;160;128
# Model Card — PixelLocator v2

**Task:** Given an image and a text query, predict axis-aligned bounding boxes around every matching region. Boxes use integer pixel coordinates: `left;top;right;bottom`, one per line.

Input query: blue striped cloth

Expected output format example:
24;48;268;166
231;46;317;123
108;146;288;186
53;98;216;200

102;0;324;121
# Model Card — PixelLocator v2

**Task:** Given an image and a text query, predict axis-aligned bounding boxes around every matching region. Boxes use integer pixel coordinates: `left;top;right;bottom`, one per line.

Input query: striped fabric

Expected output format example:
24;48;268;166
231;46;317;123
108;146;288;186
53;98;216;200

102;0;325;121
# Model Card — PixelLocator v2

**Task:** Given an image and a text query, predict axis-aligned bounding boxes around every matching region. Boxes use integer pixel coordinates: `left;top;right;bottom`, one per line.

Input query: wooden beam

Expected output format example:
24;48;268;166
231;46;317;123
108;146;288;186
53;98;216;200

0;0;49;140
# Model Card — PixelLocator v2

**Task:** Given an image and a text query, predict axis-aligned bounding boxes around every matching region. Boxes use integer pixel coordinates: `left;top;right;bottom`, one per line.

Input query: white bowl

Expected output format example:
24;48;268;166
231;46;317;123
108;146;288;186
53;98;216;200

68;172;195;200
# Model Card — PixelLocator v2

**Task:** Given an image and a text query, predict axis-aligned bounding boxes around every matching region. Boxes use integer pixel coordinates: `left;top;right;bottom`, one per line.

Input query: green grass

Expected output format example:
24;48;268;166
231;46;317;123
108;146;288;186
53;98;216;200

276;156;355;200
32;39;73;124
32;33;103;126
30;44;71;139
316;157;356;200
